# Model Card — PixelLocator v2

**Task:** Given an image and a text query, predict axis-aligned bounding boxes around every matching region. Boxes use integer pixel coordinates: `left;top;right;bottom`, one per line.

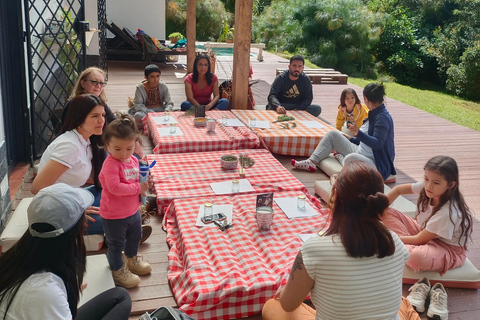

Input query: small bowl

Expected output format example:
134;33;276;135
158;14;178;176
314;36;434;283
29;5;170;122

221;155;238;169
194;117;207;127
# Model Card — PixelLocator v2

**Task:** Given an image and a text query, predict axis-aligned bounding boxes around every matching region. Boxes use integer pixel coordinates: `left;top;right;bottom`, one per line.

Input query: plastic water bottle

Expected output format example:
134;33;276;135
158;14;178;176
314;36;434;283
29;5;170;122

139;165;149;205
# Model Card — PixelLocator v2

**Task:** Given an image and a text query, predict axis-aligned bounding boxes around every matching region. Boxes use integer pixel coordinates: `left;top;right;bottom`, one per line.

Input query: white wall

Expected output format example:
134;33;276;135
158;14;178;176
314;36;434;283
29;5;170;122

85;0;99;55
106;0;166;40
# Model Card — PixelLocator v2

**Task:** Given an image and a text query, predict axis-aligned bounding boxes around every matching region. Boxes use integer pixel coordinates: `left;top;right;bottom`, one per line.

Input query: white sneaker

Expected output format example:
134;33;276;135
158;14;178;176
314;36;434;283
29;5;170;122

427;283;448;320
406;277;431;313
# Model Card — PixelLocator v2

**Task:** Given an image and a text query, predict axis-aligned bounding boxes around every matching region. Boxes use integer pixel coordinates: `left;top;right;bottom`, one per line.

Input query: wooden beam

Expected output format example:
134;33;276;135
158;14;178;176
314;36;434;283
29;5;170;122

186;0;196;73
231;0;253;110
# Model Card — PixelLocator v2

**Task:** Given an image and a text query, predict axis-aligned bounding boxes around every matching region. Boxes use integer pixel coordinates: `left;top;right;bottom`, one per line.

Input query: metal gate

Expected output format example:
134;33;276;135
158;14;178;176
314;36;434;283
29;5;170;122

97;0;108;73
24;0;86;159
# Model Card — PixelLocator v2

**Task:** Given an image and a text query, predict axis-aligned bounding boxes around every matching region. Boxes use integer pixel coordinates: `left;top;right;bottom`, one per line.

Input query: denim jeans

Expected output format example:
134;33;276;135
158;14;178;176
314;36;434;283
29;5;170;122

180;98;229;111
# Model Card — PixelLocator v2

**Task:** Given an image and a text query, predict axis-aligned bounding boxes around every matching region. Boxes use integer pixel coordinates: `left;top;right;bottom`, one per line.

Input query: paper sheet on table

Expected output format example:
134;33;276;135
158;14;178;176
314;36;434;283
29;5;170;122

157;127;184;137
152;116;178;125
195;204;234;227
300;120;327;129
249;120;271;129
275;197;320;219
225;118;246;127
298;233;318;242
210;178;254;195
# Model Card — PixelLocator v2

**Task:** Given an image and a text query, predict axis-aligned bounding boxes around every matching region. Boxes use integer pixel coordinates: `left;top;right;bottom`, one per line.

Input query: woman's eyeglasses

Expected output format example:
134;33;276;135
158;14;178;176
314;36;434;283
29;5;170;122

84;79;107;87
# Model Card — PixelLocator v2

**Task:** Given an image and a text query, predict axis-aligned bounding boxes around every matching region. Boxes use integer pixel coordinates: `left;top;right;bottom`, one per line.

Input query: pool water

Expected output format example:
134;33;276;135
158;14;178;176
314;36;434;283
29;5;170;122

196;44;255;57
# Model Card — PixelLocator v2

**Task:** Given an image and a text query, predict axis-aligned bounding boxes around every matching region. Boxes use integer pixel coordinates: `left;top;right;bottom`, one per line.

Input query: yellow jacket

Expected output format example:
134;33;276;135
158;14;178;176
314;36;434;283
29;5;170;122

335;103;369;130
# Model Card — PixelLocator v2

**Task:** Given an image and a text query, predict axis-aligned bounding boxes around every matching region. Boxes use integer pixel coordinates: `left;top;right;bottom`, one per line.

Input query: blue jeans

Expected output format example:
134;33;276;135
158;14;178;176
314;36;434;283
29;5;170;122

102;211;142;270
84;185;104;235
180;98;229;111
268;103;322;117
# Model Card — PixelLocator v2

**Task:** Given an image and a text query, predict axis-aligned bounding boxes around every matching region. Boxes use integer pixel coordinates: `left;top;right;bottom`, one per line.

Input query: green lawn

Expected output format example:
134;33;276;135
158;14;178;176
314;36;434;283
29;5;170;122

348;78;480;132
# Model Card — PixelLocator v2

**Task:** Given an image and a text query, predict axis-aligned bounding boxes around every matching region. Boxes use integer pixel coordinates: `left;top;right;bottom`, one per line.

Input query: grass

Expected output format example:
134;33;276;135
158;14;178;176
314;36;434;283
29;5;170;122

348;78;480;132
272;51;480;132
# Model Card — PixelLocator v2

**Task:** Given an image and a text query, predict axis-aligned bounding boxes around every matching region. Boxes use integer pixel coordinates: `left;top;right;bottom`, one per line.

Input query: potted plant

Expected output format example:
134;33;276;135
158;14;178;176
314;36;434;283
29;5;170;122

168;32;184;44
226;28;234;43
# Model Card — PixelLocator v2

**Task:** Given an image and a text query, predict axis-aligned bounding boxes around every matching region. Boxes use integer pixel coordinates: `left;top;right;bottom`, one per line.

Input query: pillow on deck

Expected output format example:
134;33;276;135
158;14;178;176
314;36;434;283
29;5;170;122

0;198;104;252
316;154;342;177
403;259;480;289
79;254;115;306
314;180;417;218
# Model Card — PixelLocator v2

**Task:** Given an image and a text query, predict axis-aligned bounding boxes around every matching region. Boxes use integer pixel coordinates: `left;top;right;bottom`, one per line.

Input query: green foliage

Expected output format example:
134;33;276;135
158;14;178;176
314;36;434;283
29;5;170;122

168;32;184;40
166;0;230;41
446;42;480;100
217;19;234;42
253;0;379;77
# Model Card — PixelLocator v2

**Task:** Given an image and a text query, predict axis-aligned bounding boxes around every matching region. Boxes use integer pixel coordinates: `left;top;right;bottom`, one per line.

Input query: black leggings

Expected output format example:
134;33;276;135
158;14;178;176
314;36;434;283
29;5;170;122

76;287;131;320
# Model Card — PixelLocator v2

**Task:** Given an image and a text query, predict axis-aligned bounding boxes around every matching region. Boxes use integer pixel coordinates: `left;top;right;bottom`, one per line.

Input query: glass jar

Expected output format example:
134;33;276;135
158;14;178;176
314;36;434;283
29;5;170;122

232;179;240;192
204;202;213;218
297;194;306;210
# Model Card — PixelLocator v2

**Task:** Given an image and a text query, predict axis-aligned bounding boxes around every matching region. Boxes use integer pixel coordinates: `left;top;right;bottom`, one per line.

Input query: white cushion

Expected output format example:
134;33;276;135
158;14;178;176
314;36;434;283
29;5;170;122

314;181;417;218
0;198;32;252
0;198;104;253
316;154;343;177
79;254;115;306
403;258;480;289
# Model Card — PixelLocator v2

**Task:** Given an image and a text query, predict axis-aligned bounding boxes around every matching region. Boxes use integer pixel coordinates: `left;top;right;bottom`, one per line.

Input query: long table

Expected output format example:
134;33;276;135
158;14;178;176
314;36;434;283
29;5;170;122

165;191;328;319
144;110;260;154
147;149;320;214
232;110;336;156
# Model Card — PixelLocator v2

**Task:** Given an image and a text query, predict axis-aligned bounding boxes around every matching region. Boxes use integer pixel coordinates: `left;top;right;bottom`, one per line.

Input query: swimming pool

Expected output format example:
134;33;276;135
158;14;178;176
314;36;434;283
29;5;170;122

196;44;256;57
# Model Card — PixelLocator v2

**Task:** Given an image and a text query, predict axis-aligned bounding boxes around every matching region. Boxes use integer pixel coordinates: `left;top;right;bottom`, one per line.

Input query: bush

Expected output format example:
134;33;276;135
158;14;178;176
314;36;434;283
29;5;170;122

446;42;480;101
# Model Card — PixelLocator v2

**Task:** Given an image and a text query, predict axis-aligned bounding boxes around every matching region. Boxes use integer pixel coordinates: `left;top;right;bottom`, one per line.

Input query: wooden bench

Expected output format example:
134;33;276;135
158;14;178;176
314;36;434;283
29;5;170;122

204;42;266;61
275;68;348;84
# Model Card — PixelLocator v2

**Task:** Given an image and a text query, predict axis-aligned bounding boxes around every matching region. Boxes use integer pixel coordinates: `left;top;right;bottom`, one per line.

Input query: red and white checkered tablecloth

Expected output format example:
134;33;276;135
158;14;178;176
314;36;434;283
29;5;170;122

147;149;320;214
143;110;260;154
165;191;329;320
231;110;336;156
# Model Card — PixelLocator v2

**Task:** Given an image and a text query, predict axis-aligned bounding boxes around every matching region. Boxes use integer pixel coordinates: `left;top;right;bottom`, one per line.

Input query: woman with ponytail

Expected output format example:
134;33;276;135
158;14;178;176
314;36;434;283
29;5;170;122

263;161;419;320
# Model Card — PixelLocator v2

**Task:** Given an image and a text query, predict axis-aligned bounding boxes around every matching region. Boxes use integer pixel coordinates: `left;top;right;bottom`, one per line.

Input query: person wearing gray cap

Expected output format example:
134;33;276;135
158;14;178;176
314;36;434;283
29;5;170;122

0;183;132;320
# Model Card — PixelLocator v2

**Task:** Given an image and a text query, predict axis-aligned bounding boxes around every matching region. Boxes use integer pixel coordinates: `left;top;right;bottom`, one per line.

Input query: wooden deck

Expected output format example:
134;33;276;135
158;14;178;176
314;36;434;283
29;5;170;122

12;51;480;319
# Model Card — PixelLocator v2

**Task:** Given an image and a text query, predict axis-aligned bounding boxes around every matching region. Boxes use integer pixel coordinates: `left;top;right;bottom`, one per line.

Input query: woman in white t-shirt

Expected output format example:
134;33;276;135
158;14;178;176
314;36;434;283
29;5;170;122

0;184;131;320
262;161;420;320
32;94;107;234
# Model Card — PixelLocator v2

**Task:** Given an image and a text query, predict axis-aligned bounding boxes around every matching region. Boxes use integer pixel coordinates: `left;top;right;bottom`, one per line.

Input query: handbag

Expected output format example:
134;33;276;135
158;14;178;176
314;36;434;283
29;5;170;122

138;306;195;320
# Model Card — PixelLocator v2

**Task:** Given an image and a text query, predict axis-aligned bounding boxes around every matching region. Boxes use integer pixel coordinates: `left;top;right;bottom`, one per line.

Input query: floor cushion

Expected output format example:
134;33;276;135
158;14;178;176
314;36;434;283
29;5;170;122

0;198;104;252
403;259;480;289
316;154;342;177
314;180;417;218
79;254;115;306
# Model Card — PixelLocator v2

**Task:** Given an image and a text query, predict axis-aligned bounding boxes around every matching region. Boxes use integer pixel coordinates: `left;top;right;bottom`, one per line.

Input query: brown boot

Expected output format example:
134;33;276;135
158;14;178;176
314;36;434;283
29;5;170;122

111;263;140;288
125;254;152;276
140;225;152;244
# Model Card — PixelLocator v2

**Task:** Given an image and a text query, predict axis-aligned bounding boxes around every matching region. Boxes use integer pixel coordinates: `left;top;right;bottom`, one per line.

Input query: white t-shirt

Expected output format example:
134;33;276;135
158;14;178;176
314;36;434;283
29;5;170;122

357;120;374;160
0;272;72;320
301;231;409;320
411;181;470;246
38;129;92;187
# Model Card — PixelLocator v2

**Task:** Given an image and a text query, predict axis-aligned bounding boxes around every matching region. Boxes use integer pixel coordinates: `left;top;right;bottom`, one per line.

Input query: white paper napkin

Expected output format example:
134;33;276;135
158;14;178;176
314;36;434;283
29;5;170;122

195;204;234;227
249;120;271;129
152;116;178;125
225;118;246;127
274;197;320;219
210;179;255;195
297;233;318;242
300;120;326;129
157;127;184;137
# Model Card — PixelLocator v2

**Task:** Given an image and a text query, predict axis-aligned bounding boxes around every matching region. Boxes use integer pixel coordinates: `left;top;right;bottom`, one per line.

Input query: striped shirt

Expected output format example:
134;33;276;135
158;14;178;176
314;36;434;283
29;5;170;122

301;231;409;320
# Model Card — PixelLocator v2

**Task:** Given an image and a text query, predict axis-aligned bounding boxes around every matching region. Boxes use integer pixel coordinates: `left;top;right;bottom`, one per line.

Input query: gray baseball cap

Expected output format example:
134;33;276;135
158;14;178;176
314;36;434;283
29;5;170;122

28;183;94;238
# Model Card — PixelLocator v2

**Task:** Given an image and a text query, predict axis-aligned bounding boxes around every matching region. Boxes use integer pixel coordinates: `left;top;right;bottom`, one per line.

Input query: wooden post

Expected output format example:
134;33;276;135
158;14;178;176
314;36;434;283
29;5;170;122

231;0;253;110
186;0;196;73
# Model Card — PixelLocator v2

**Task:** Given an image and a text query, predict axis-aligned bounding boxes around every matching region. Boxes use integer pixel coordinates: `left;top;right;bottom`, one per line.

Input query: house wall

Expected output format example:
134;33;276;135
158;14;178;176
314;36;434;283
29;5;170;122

106;0;166;40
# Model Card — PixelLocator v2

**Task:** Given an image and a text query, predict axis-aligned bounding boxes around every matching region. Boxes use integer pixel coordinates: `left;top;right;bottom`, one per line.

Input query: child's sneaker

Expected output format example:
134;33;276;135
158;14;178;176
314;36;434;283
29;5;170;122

126;254;152;275
333;152;344;165
291;159;316;172
111;263;140;288
406;277;431;313
427;283;448;320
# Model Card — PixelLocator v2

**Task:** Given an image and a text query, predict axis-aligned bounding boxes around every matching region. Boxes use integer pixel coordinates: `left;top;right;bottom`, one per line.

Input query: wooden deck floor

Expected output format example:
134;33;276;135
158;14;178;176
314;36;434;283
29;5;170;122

13;51;480;319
